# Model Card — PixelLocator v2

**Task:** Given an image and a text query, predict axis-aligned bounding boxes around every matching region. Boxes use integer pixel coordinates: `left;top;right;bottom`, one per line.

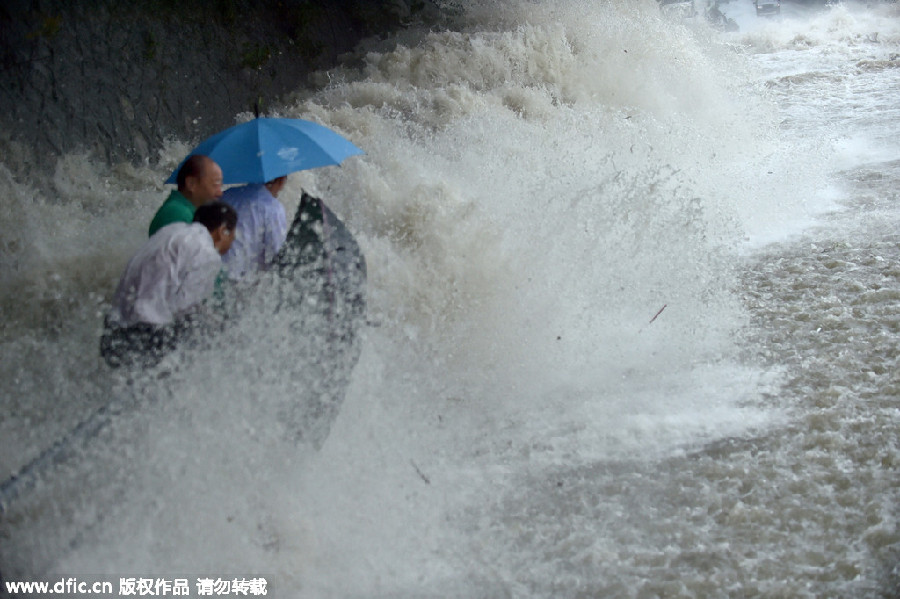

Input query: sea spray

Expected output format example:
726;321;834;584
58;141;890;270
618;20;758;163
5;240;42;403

0;1;857;595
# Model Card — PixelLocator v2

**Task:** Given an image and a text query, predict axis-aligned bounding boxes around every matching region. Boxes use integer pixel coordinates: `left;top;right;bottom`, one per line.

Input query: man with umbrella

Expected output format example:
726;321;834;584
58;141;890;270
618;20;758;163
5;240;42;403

220;175;289;281
164;117;364;280
149;155;224;237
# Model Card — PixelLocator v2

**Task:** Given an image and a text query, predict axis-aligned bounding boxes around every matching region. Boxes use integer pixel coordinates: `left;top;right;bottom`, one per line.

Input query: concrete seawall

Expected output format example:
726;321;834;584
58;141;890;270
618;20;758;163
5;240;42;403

0;0;440;174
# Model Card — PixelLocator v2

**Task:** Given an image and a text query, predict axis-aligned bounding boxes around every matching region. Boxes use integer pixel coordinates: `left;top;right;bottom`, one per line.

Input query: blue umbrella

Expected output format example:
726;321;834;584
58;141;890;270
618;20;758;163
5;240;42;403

165;117;364;185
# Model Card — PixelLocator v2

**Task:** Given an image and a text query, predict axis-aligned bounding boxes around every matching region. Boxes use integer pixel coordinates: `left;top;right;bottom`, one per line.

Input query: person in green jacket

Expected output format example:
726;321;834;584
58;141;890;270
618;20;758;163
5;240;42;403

149;155;224;236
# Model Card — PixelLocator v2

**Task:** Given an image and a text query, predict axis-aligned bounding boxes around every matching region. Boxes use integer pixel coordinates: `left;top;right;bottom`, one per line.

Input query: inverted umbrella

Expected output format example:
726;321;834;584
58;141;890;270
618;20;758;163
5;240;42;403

165;117;364;185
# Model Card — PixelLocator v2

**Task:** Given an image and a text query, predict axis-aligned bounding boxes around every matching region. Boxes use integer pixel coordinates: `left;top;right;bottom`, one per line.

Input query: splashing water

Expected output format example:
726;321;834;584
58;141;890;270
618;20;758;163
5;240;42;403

2;0;899;596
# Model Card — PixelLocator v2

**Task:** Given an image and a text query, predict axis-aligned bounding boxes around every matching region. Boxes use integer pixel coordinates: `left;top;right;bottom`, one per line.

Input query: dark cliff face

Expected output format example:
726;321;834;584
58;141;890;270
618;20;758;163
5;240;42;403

0;0;445;173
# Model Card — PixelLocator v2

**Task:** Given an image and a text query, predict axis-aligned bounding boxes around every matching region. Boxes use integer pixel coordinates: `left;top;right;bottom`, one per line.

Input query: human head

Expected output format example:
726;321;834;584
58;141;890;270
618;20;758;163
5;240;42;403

264;175;288;198
193;201;238;255
177;155;223;207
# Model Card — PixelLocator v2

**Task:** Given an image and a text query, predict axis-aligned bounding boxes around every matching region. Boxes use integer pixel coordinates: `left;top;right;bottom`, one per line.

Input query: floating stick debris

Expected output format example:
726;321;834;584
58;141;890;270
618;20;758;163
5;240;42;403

649;304;667;325
411;460;431;485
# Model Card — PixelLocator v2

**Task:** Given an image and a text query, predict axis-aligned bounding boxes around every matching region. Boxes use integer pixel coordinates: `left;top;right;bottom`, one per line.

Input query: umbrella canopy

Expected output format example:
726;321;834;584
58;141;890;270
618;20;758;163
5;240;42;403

165;117;364;185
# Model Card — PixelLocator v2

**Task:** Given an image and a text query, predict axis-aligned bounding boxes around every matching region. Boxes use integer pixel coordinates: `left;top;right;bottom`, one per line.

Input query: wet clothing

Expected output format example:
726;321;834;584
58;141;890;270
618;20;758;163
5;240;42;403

100;315;199;369
221;184;288;280
148;190;196;237
109;222;221;327
101;222;222;368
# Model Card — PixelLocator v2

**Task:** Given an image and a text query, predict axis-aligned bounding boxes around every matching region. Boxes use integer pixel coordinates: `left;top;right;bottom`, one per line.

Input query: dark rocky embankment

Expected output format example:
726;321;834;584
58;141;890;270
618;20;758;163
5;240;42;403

0;0;444;174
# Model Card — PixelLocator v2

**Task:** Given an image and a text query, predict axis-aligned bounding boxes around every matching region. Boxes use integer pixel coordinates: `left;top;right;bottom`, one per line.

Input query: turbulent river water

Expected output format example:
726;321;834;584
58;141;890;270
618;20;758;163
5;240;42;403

1;1;900;597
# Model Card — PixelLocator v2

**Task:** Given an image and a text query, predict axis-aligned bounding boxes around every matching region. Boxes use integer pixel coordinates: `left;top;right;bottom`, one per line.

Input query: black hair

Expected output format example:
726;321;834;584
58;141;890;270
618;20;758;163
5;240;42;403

193;201;237;233
176;155;211;189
